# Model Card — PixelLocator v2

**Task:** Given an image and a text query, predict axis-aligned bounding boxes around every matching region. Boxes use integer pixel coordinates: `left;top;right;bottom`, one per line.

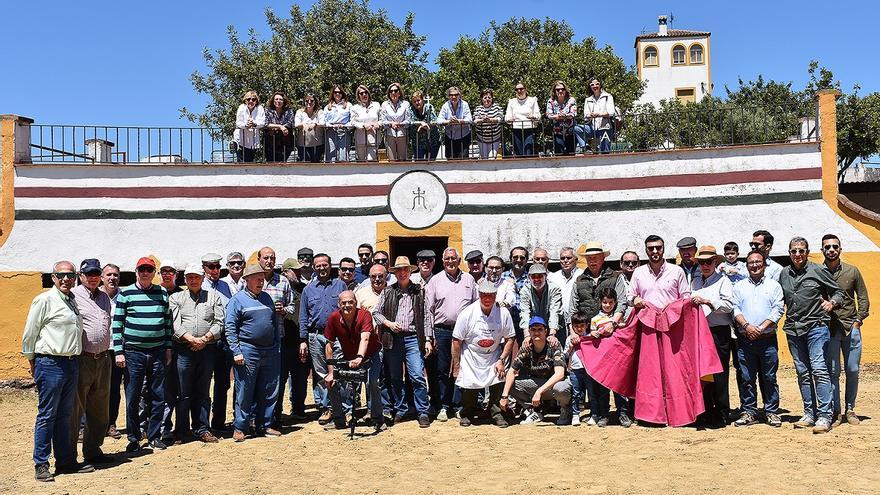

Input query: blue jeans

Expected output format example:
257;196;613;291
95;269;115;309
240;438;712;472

308;332;343;411
736;335;780;416
511;128;536;156
33;355;78;466
297;145;324;163
386;334;430;416
431;327;461;413
553;132;576;155
175;343;216;436
124;347;167;443
786;326;833;420
210;341;233;430
232;343;280;433
329;354;384;423
828;326;862;413
580;124;615;153
325;132;350;162
585;371;611;418
568;367;588;415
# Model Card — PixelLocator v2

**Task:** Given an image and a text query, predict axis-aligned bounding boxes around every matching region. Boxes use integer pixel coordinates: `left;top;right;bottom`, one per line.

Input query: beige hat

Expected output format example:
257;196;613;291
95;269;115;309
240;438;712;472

242;263;264;278
183;263;204;276
694;245;723;262
580;241;611;257
391;256;416;272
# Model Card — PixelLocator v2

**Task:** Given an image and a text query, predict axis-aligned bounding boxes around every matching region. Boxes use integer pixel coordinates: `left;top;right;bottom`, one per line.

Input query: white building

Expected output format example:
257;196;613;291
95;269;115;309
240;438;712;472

635;16;711;106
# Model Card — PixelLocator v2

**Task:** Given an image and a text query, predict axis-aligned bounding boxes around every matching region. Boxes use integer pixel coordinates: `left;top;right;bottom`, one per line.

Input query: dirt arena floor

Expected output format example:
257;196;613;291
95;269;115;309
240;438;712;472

1;365;878;495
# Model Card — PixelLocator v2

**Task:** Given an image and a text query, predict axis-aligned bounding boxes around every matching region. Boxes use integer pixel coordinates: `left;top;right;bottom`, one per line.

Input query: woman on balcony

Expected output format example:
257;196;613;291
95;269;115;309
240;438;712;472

294;93;325;163
263;91;294;162
436;86;472;160
351;85;382;161
234;90;267;163
380;83;410;161
583;78;617;154
473;89;503;159
545;81;578;156
505;82;541;157
322;85;352;162
408;91;440;161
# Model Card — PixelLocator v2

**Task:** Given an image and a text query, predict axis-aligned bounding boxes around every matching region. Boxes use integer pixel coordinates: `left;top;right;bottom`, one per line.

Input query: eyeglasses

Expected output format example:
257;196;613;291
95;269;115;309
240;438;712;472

646;245;663;252
449;93;460;97
228;260;244;267
697;259;715;266
822;244;840;251
621;260;639;267
339;267;355;273
789;248;807;255
298;256;312;261
137;266;155;273
203;263;221;270
390;88;400;93
486;265;503;271
374;258;388;265
54;272;76;280
369;274;386;280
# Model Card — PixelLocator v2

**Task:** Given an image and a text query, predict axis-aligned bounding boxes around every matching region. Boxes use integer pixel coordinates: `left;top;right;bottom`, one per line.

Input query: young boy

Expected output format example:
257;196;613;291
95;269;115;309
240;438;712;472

719;241;747;283
566;311;592;426
584;287;618;426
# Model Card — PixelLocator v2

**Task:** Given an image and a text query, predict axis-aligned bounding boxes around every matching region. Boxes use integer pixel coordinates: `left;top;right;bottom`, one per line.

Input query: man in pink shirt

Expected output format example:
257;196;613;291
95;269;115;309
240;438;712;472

628;235;691;309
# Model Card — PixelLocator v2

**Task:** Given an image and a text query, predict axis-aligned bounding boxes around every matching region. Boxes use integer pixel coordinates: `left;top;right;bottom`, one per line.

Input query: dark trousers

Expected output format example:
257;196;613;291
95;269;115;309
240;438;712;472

236;147;256;163
444;134;471;159
296;145;324;163
701;325;732;420
553;132;576;155
275;339;310;421
71;353;111;460
123;348;166;443
108;351;124;427
460;383;504;420
428;327;461;413
211;342;234;430
175;343;216;437
33;355;78;467
511;128;536;156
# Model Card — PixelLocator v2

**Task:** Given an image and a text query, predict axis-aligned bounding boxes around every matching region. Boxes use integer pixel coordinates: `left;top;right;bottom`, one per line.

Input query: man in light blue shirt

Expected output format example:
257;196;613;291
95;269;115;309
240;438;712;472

750;230;782;281
731;251;784;428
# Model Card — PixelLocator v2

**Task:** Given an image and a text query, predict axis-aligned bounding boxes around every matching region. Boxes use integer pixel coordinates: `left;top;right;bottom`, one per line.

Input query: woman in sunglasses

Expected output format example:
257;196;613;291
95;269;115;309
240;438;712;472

294;94;325;163
234;90;267;163
436;86;472;160
545;81;578;156
380;82;410;161
351;85;381;161
322;85;352;162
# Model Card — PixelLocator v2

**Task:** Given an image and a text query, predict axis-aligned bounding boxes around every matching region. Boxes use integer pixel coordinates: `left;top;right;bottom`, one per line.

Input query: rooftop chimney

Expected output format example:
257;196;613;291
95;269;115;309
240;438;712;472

658;15;668;36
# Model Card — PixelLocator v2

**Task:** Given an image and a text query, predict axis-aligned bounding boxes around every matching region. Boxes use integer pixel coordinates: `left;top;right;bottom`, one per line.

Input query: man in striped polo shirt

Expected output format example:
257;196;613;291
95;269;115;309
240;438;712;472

113;256;173;453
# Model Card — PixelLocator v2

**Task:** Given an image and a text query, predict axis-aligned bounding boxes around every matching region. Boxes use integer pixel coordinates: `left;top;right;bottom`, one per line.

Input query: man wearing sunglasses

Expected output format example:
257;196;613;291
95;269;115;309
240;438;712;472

201;254;232;304
355;251;397;290
410;249;436;287
113;257;173;452
338;257;358;290
354;243;374;284
751;230;783;281
778;236;845;434
297;248;315;284
221;252;246;296
23;260;94;481
821;234;870;427
629;235;691;310
465;250;485;282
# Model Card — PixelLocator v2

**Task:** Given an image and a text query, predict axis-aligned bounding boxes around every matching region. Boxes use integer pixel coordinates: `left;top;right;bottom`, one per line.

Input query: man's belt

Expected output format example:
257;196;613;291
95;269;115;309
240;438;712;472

81;350;110;359
34;354;76;360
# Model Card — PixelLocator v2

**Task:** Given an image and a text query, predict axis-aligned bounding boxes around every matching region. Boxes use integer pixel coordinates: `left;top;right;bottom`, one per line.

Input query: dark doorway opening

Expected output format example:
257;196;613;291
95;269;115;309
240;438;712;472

389;236;448;275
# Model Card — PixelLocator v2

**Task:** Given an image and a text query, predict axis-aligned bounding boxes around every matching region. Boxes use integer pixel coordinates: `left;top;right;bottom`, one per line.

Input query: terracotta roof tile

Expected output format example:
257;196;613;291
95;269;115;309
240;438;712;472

635;29;710;45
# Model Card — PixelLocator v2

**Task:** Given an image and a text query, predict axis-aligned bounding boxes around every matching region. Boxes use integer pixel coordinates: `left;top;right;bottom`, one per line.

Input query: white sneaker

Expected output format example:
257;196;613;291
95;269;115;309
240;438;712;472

436;409;448;422
586;416;598;426
522;410;543;424
571;415;581;426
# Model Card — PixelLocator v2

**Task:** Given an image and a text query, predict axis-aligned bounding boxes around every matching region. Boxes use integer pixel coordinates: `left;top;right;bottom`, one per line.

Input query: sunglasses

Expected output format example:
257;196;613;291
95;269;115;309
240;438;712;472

369;274;386;280
560;256;575;261
511;255;526;261
203;263;221;270
555;88;565;92
358;252;372;258
245;98;256;102
516;87;526;91
533;258;548;262
390;88;400;93
298;256;313;261
339;267;355;273
646;246;663;252
449;93;460;97
228;260;245;267
137;266;155;273
749;242;763;249
54;272;77;280
374;258;388;265
417;257;433;262
697;259;715;265
822;244;840;251
358;91;368;96
621;260;639;267
789;248;807;255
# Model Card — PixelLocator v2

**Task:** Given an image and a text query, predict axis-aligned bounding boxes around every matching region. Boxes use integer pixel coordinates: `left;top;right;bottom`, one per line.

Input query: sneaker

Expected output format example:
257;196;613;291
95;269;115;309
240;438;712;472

618;412;633;428
262;428;282;437
494;416;509;428
813;417;832;434
148;439;167;450
233;430;246;442
845;410;860;425
418;414;431;428
596;416;609;428
55;462;95;475
734;412;758;427
35;464;54;482
522;410;543;425
107;425;122;439
766;413;782;428
557;410;572;426
317;409;333;425
571;415;581;426
125;440;140;453
436;409;449;422
586;416;598;426
793;415;816;429
832;414;843;427
199;431;219;443
459;416;472;427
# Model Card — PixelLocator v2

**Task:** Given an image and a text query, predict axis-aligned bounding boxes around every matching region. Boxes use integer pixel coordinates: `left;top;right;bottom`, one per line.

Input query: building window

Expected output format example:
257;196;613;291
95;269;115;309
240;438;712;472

676;88;696;104
644;46;658;66
672;44;686;65
689;43;704;64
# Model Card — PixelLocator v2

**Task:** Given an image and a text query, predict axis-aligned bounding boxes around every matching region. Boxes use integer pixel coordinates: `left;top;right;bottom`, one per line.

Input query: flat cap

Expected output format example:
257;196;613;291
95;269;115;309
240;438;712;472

297;247;314;258
201;253;222;263
528;264;547;275
416;249;436;259
477;278;497;294
676;237;697;249
465;250;484;262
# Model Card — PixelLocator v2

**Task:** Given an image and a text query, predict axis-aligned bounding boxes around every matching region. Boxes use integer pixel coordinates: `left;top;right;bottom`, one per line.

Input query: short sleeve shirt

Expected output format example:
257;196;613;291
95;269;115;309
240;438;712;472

512;341;565;379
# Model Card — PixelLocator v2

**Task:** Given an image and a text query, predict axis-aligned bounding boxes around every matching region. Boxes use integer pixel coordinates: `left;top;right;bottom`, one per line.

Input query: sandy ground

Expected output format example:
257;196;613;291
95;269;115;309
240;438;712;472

1;365;879;495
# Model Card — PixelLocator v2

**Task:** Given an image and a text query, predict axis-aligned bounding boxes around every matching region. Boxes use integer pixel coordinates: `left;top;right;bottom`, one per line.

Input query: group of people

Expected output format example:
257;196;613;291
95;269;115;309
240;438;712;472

22;230;868;481
234;78;619;163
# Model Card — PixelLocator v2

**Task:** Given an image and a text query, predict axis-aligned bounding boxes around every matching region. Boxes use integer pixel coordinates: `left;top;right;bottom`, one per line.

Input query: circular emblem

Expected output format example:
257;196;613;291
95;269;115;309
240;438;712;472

387;170;448;230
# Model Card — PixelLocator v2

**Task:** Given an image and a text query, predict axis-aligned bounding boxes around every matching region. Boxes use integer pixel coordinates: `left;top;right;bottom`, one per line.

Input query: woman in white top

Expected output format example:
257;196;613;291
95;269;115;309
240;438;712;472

504;82;541;157
380;82;411;161
322;85;352;162
351;85;382;161
583;78;617;154
234;90;267;163
294;93;325;163
436;86;473;160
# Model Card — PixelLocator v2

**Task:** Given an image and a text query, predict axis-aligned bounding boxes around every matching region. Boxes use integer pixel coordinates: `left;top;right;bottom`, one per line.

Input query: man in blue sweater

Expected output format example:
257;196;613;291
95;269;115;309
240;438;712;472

225;263;281;442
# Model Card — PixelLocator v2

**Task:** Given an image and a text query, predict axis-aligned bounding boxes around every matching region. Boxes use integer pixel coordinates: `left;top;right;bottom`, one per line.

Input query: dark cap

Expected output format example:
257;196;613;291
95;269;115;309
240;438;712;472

465;250;484;262
80;259;102;274
676;237;697;249
297;247;314;258
416;249;436;259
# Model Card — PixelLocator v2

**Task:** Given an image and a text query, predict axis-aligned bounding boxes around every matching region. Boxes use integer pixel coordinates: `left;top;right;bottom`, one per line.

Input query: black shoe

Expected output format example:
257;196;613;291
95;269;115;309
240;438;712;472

618;412;633;428
35;464;54;482
125;440;141;453
494;416;509;428
84;453;115;465
459;416;472;427
417;414;431;428
55;462;95;475
148;439;168;450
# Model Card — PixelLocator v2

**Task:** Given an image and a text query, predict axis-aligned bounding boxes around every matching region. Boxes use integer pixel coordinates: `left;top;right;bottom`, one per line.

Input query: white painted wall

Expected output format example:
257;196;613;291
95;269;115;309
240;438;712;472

637;36;710;106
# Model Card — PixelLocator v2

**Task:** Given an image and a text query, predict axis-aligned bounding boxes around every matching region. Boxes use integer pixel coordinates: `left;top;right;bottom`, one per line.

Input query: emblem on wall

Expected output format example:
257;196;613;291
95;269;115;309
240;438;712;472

387;170;449;230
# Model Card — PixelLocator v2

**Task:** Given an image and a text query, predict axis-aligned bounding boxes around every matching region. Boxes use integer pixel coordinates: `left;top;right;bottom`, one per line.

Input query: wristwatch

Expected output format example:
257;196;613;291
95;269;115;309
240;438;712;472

356;354;364;359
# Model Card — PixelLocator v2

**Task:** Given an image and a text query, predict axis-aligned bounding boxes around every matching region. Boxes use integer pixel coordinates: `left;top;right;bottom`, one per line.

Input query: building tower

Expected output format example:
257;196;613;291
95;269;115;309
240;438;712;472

635;15;711;106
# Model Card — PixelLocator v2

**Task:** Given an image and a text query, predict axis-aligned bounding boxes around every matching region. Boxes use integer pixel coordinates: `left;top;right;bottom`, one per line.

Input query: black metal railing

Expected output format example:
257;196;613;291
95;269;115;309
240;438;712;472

27;103;817;165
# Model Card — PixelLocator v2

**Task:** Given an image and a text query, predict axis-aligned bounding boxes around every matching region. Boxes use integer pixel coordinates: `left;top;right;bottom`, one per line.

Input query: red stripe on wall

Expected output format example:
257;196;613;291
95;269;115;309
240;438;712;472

16;167;820;199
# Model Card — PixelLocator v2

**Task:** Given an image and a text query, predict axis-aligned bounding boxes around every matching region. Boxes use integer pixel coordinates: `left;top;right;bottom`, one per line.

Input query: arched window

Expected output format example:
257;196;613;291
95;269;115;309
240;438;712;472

644;46;658;66
672;44;686;65
689;43;704;64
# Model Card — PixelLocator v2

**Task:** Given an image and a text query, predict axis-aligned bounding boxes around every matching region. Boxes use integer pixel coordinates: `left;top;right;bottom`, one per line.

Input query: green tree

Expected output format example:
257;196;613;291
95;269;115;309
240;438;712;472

434;18;643;111
837;88;880;177
180;0;429;133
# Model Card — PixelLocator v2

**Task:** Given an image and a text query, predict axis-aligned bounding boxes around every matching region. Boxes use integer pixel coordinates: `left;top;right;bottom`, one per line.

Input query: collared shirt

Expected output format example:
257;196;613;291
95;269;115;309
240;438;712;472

545;96;578;134
409;271;432;287
355;273;396;291
261;272;296;338
355;264;371;284
436;100;473;139
549;267;584;319
380;99;411;138
490;277;517;307
732;276;784;334
202;277;232;305
298;277;347;338
627;262;691;308
779;261;845;336
691;272;734;327
322;101;351;126
425;270;479;337
825;261;870;333
234;104;267;149
21;286;83;360
502;268;529;311
354;285;383;313
614;273;634;321
504;96;541;130
680;262;700;286
372;283;430;332
221;274;242;296
583;90;616;130
765;257;783;282
71;284;112;354
170;289;224;341
324;308;380;359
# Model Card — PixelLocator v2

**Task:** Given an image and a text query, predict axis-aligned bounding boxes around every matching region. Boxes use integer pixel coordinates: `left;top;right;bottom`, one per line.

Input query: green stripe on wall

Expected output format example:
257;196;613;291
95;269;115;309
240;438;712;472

15;191;820;221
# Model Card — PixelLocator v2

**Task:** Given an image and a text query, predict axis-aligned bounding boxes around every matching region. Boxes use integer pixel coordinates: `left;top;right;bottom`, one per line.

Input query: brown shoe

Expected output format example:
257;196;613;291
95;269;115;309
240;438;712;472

317;409;333;425
845;410;860;425
199;431;219;443
107;425;122;439
232;430;246;442
263;428;282;437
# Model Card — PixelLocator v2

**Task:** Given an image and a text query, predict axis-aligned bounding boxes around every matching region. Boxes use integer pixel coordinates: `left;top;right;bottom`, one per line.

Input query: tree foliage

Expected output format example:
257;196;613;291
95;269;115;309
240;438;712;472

181;0;428;133
433;18;643;110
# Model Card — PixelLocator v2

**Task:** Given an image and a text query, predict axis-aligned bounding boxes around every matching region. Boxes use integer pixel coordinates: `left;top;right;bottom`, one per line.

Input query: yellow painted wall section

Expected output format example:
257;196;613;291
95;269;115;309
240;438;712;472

0;272;45;379
376;220;465;269
0;117;17;249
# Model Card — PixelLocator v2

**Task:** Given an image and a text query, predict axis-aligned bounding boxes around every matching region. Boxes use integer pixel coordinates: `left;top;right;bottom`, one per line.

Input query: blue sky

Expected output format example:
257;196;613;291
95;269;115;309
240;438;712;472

2;0;876;125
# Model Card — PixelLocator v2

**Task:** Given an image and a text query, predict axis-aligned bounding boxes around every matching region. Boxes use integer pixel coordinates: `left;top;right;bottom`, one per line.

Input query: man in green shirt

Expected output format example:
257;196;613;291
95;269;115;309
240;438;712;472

821;234;870;426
